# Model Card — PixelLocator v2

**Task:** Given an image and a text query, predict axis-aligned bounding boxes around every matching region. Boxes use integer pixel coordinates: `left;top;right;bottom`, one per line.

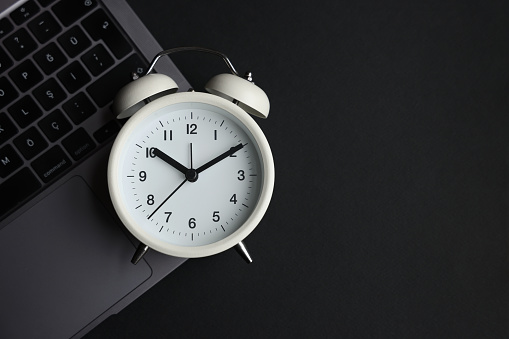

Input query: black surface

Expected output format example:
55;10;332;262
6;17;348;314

87;1;508;338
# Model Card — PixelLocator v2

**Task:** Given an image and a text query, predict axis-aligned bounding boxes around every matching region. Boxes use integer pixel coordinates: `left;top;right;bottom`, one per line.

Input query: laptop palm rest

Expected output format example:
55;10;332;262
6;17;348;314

0;176;152;338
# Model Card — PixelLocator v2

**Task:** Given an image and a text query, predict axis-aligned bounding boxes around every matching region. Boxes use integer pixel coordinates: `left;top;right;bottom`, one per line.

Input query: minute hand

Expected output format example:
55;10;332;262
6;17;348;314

196;143;244;173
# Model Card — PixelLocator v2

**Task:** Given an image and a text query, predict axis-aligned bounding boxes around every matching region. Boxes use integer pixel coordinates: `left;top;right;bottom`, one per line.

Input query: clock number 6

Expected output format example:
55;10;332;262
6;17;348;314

188;218;196;228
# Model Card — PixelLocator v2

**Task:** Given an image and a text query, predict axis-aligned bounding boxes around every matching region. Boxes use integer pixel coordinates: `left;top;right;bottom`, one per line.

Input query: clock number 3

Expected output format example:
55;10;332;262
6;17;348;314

237;170;245;181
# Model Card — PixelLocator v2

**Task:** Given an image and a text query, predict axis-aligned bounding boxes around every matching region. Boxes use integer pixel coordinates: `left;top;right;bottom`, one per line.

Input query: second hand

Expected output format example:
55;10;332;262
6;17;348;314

147;178;187;220
147;143;196;220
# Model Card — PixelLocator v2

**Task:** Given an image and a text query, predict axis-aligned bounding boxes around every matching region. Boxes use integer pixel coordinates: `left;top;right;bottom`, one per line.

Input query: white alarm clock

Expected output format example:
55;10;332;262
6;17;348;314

108;47;274;264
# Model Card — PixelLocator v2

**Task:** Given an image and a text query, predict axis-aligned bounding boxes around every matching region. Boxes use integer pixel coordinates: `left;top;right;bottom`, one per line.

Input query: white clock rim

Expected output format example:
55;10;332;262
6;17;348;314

108;92;275;258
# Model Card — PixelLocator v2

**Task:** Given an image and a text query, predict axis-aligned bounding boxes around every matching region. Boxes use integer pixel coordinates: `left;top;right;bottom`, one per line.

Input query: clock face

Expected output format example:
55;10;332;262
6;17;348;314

109;93;273;257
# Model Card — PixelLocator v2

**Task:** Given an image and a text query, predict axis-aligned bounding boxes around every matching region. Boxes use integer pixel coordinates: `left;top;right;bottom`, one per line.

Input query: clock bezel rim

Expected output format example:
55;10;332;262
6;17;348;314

108;91;274;258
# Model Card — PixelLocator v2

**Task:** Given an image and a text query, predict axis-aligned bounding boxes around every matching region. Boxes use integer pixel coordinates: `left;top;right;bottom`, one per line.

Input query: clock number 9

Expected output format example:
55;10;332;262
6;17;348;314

139;171;147;182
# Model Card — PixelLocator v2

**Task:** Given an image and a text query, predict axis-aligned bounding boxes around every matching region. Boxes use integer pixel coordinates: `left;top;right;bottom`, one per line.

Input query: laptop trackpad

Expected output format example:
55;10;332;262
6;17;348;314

0;176;152;338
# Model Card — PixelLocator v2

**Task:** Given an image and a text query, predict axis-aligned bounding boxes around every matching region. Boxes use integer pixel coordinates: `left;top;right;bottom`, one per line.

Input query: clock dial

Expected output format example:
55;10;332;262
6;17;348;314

115;101;264;248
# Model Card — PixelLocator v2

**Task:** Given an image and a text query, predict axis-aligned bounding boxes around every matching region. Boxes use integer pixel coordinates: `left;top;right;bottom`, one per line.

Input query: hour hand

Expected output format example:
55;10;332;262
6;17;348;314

153;148;188;174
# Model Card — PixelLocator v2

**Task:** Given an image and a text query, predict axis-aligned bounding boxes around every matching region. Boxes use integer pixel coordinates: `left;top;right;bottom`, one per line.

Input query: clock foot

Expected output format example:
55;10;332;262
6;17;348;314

234;241;253;264
131;243;150;265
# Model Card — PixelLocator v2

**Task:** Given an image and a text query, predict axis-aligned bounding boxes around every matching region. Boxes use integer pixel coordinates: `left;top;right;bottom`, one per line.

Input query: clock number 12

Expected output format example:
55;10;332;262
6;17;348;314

187;124;197;134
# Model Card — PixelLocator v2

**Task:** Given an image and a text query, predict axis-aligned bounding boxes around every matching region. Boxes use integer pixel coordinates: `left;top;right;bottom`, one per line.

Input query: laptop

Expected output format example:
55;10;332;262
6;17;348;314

0;0;190;337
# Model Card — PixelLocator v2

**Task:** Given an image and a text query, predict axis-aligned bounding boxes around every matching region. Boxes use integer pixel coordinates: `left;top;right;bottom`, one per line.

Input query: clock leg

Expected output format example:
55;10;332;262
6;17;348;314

234;241;253;264
131;242;150;265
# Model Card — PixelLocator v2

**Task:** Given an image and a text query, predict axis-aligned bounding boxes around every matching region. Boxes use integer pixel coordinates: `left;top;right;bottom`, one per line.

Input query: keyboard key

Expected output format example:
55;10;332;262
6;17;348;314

31;145;71;182
14;126;48;160
8;59;43;92
62;127;95;161
63;92;96;124
38;109;72;141
0;113;18;145
8;96;43;128
33;78;67;110
0;144;23;177
3;28;37;61
28;11;62;43
0;77;19;109
37;0;57;6
0;48;13;73
94;120;119;143
87;53;146;107
82;9;132;59
10;0;40;25
57;61;91;93
0;18;13;39
0;167;41;217
57;25;91;58
81;44;114;76
52;0;97;27
33;42;67;75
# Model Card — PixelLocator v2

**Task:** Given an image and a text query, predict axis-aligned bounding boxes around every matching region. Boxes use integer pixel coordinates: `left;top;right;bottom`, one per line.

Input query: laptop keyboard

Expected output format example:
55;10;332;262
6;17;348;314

0;0;148;219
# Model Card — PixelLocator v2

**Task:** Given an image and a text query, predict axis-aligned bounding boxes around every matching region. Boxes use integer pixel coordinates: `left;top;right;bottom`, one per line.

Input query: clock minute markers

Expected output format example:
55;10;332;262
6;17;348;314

144;112;249;222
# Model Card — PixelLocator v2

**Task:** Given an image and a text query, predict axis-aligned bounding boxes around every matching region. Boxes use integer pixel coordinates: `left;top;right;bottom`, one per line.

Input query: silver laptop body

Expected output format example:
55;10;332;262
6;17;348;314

0;0;188;337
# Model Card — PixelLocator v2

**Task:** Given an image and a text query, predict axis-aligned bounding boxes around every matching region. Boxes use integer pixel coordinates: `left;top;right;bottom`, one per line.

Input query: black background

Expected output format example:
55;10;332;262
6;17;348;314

87;1;508;338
